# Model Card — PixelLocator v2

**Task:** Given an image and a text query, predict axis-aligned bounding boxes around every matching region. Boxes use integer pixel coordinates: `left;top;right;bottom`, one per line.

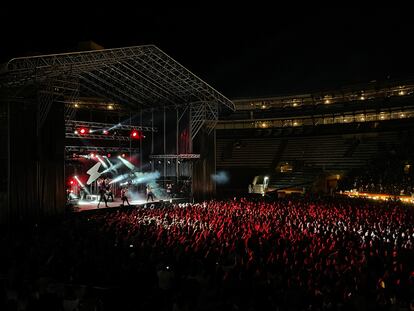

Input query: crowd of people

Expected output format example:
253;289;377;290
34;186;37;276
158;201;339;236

339;157;414;196
1;197;414;310
339;136;414;197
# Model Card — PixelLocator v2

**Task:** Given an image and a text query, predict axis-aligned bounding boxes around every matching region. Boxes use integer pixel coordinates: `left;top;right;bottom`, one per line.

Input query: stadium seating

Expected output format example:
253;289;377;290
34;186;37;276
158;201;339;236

217;132;401;173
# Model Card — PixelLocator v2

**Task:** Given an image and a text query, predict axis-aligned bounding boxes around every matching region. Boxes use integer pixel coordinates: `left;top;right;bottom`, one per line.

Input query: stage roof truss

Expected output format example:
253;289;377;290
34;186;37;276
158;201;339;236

2;45;234;109
1;45;234;138
190;100;219;139
66;120;157;132
66;133;135;141
66;119;156;141
66;145;139;153
149;154;201;159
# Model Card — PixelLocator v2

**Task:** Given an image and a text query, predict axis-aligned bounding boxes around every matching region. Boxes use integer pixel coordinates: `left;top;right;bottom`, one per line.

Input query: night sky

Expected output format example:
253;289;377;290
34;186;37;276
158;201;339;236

1;5;413;98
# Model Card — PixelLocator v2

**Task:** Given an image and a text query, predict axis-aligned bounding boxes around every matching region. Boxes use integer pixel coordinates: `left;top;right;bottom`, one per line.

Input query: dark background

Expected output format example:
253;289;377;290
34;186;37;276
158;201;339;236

1;5;413;98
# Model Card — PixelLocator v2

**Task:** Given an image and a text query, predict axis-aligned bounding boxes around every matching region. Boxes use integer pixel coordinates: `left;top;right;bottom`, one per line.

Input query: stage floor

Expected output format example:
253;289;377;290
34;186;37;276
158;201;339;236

73;197;187;212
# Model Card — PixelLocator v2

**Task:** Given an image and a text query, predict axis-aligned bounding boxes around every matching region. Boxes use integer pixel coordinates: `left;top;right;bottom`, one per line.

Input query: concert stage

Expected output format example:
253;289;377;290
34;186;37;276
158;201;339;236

71;197;189;212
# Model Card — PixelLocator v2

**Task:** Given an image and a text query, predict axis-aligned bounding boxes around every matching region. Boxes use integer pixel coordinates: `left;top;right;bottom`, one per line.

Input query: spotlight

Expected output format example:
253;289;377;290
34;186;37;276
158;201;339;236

103;130;109;135
122;153;126;158
78;127;89;135
74;130;78;134
90;153;95;158
74;175;90;196
70;180;74;185
96;155;108;168
130;129;141;139
118;156;135;170
107;153;111;158
167;160;171;164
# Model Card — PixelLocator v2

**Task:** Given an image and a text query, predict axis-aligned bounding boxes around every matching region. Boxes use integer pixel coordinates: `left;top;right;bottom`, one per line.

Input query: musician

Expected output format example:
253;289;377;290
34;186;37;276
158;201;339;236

121;186;131;206
97;178;108;208
146;184;154;202
105;177;114;202
166;183;172;197
79;187;86;200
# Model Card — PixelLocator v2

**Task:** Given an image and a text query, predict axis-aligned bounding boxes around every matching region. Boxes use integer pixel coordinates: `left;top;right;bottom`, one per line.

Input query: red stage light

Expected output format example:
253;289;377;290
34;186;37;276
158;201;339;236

103;130;109;135
121;153;126;158
70;180;74;185
130;129;141;139
78;127;89;135
107;153;111;158
90;153;95;158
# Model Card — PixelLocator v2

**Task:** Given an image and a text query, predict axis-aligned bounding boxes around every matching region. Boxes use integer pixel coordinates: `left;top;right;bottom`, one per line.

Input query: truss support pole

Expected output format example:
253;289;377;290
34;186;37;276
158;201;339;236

176;109;179;183
140;109;143;173
213;128;217;195
129;111;132;155
163;106;166;188
189;108;193;153
189;108;193;200
151;109;154;172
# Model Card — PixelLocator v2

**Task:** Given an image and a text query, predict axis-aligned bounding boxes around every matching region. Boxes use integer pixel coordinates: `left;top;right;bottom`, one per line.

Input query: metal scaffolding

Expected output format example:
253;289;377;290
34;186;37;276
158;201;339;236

0;45;235;205
149;154;201;159
1;45;235;139
65;146;139;154
65;120;156;141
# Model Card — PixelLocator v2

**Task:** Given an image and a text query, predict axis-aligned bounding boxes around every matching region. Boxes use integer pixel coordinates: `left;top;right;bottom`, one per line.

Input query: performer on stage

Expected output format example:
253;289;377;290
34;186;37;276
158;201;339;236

97;178;108;208
105;177;114;202
146;184;154;202
166;183;172;197
121;186;131;206
79;187;86;200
